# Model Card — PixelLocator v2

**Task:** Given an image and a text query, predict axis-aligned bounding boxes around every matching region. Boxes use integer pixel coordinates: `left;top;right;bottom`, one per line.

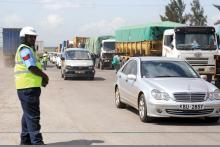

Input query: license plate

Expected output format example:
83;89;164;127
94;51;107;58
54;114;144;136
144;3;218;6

179;104;204;110
75;71;84;74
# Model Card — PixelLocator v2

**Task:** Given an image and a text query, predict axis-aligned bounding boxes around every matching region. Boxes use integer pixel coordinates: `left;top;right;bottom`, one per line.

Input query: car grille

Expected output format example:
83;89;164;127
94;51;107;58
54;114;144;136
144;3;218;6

185;58;208;65
166;109;214;115
173;92;206;102
68;66;89;70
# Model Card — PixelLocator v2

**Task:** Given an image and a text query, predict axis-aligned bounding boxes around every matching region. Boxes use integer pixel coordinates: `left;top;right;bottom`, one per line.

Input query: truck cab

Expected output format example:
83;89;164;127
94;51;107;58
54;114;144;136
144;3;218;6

163;27;219;83
99;39;115;69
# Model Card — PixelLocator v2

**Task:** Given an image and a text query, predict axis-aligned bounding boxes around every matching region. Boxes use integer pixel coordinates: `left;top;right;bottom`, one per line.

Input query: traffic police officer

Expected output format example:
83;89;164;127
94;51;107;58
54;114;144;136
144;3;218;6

42;51;48;70
14;26;49;145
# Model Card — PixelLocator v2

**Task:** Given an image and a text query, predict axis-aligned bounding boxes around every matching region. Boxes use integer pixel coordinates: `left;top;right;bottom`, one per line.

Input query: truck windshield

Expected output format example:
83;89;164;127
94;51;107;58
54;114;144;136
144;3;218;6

176;33;217;50
141;61;199;78
66;50;92;60
103;42;115;51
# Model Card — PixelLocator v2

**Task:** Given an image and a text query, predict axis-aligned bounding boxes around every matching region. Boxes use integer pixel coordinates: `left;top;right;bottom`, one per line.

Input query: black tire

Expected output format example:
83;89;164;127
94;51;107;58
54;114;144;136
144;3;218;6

115;87;126;108
138;94;153;122
204;117;219;123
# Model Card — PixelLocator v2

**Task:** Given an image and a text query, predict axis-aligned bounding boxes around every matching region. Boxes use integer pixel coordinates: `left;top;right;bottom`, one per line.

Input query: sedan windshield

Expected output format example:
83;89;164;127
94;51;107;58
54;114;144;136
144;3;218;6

66;50;91;60
141;61;199;78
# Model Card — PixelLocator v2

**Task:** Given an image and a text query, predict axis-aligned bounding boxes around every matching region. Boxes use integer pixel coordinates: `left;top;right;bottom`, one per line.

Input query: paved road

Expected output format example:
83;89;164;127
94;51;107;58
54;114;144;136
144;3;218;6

0;54;220;145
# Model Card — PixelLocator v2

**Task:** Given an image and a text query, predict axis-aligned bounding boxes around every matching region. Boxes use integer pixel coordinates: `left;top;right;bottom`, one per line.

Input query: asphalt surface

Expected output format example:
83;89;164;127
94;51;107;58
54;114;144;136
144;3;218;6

0;52;220;145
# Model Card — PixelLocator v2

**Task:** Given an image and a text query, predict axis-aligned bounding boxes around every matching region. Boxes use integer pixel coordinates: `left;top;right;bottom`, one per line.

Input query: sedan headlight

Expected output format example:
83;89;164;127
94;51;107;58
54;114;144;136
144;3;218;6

151;89;170;101
208;89;220;100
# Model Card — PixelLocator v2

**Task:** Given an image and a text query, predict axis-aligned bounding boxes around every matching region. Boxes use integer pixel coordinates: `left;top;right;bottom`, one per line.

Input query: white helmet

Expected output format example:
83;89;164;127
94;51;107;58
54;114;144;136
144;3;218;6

20;26;37;37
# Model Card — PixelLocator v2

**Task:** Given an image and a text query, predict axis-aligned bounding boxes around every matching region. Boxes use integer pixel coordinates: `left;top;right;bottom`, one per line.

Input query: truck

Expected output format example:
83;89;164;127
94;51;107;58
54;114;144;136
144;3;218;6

73;36;89;48
115;21;184;57
85;36;115;69
115;21;220;87
2;28;21;67
163;26;219;84
35;41;44;53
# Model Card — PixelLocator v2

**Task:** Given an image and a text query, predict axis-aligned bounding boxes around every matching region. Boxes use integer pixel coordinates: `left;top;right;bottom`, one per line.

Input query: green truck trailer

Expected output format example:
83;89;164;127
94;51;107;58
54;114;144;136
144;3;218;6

115;21;185;57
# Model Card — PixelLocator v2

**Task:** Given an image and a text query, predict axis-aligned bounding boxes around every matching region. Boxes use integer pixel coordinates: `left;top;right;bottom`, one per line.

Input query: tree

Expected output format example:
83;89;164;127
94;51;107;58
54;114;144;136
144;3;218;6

214;4;220;25
160;0;188;23
188;0;207;26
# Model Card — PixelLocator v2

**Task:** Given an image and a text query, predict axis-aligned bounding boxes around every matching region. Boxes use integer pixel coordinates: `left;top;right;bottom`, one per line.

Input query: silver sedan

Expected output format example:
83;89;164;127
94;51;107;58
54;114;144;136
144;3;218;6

114;57;220;123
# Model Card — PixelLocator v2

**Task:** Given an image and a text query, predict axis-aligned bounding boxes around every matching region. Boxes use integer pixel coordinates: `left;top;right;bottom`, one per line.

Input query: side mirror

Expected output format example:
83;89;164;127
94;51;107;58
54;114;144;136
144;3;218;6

61;57;65;60
127;74;137;81
200;75;207;80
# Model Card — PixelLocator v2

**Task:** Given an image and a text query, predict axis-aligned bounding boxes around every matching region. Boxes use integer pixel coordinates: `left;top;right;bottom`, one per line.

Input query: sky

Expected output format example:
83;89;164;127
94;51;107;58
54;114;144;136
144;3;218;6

0;0;219;47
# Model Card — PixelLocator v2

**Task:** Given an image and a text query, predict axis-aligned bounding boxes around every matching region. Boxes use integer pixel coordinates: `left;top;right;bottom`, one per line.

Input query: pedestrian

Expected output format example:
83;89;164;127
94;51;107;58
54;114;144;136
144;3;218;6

14;26;49;145
42;51;48;70
120;56;126;67
91;53;96;66
112;54;120;72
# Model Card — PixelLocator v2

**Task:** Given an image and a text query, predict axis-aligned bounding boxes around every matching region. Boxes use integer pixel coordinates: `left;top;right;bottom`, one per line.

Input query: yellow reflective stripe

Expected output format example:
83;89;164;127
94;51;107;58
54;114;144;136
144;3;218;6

15;70;30;74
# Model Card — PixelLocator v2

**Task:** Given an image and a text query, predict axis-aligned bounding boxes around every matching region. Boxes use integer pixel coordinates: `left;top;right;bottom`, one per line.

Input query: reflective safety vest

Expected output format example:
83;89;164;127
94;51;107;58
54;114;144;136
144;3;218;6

43;53;48;61
14;44;42;89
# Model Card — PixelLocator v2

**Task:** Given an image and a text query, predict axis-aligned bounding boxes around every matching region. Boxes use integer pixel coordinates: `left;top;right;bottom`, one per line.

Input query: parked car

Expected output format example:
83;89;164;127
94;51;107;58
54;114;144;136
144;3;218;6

114;57;220;123
52;52;57;64
61;48;95;80
56;53;62;69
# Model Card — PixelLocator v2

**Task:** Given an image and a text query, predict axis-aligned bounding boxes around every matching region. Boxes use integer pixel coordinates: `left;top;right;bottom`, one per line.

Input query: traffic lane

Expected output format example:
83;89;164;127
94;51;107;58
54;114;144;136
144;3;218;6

41;64;220;144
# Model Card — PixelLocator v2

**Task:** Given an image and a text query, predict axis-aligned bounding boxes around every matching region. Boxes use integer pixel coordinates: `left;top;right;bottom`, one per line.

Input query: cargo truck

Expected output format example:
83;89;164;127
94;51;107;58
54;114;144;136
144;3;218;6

85;36;115;69
163;26;219;84
2;28;21;67
73;36;89;48
115;21;220;87
115;21;184;57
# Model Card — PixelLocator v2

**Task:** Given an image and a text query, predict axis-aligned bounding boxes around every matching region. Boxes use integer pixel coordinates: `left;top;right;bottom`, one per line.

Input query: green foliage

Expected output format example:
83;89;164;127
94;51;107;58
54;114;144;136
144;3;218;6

188;0;207;26
160;0;188;23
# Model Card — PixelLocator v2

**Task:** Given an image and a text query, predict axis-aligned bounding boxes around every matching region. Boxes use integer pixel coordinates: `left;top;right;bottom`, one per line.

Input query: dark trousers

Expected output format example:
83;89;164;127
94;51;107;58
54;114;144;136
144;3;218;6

17;88;44;145
43;61;47;70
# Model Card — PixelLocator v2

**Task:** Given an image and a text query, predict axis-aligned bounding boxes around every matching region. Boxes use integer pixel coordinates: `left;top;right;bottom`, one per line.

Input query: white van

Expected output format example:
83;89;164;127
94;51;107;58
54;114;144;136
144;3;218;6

61;48;95;80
